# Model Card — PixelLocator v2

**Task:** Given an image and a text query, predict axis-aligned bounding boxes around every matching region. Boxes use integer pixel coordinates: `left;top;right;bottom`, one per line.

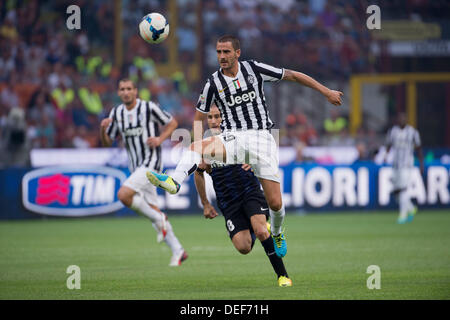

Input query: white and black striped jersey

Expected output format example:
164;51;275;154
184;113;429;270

386;125;421;168
196;60;284;131
106;98;173;173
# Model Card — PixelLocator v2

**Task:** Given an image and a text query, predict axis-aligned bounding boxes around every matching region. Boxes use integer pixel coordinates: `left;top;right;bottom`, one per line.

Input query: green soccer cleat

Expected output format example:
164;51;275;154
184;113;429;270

146;171;180;194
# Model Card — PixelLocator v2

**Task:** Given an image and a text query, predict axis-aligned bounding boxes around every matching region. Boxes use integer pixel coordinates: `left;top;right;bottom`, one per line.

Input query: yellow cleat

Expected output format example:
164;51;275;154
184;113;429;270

278;276;293;287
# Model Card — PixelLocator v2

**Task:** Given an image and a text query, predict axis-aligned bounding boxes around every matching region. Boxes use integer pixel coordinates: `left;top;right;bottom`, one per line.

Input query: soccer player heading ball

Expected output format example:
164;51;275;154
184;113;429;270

147;35;343;258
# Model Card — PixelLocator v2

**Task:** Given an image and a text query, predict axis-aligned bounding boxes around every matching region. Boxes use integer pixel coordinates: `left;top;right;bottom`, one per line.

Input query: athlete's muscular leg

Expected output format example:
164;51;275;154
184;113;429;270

231;230;253;254
258;178;283;211
117;185;136;207
250;214;270;241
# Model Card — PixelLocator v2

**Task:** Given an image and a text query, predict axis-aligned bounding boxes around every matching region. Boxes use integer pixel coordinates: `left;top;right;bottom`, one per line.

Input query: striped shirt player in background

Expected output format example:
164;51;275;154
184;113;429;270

194;105;292;287
100;78;188;266
385;112;424;224
146;35;343;258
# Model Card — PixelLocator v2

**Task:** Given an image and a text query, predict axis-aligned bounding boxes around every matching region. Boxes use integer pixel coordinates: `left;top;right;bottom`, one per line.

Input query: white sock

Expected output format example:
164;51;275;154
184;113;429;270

162;220;183;254
270;205;285;236
405;196;415;212
399;190;409;220
131;194;162;223
171;149;202;185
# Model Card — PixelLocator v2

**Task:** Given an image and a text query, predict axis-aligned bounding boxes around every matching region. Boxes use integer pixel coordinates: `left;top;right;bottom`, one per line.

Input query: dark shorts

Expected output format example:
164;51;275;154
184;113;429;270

220;192;269;240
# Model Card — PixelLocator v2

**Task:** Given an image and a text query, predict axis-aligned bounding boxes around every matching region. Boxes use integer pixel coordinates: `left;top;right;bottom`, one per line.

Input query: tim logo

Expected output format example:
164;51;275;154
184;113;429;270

22;166;126;216
227;90;257;107
36;174;70;205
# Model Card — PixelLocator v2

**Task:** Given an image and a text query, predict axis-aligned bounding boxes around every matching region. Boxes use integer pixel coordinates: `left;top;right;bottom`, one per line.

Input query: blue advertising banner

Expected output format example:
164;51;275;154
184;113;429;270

22;166;126;216
0;162;449;219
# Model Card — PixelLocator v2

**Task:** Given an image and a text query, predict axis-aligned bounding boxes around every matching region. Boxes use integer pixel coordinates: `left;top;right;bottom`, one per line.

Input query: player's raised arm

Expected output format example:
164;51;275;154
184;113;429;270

282;69;343;106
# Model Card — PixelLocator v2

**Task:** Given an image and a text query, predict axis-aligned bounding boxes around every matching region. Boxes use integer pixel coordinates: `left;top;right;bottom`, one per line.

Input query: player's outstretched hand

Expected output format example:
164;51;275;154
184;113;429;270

241;164;252;171
327;90;343;106
203;203;218;219
146;137;162;147
100;118;112;130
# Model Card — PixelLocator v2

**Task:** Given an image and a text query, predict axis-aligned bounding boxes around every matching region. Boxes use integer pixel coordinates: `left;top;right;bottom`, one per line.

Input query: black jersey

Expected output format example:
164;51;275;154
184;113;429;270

209;163;265;211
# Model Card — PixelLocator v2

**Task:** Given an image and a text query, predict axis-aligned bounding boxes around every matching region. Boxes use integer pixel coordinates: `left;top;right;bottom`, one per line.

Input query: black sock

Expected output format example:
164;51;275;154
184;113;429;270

261;236;288;278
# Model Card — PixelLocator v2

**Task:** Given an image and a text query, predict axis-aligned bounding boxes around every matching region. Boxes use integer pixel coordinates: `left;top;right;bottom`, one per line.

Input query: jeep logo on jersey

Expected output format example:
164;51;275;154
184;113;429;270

227;90;257;107
22;166;126;216
124;127;143;137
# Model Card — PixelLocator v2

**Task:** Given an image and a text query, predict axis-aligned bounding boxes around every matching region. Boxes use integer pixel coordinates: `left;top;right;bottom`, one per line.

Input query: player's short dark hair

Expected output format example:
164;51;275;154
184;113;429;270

118;78;136;88
217;35;240;51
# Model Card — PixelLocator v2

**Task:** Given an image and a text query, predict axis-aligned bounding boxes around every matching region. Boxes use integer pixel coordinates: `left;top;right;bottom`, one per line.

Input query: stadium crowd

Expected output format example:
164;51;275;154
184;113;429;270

0;0;448;167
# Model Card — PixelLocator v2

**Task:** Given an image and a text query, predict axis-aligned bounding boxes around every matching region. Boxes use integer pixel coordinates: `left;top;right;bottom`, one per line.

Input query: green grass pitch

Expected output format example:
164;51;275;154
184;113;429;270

0;210;449;300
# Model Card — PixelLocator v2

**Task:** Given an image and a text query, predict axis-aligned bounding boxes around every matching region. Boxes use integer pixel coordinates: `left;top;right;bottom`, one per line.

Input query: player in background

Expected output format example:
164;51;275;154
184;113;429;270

146;35;343;258
385;112;424;224
100;78;188;266
194;105;292;287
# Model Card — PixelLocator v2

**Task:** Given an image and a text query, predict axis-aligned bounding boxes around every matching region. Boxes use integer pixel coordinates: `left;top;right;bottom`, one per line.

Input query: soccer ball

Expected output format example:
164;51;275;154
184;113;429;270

139;13;169;44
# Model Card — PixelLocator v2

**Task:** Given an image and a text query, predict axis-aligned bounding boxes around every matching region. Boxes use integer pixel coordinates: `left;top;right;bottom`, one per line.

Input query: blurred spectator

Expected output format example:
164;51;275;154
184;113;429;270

72;125;91;148
319;2;338;28
0;14;18;41
28;90;55;122
323;109;347;138
294;114;318;146
36;114;56;148
71;97;89;128
26;118;40;148
177;21;197;63
157;81;182;115
356;142;370;160
0;107;29;166
0;81;20;110
298;5;316;28
281;113;318;147
0;46;16;81
58;124;77;148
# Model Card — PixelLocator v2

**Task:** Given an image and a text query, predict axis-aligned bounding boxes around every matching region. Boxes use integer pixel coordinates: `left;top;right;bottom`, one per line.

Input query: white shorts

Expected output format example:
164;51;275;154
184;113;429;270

391;167;411;191
217;129;280;183
123;166;158;205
